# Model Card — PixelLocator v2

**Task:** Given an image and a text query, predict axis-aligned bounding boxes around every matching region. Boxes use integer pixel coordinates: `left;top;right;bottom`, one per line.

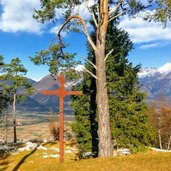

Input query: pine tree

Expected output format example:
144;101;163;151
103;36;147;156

71;60;98;155
0;56;9;143
71;21;154;155
2;58;33;143
33;0;148;157
0;90;8;143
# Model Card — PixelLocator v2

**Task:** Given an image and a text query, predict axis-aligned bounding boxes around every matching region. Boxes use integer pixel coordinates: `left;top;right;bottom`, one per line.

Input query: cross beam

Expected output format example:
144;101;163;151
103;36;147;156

41;73;82;163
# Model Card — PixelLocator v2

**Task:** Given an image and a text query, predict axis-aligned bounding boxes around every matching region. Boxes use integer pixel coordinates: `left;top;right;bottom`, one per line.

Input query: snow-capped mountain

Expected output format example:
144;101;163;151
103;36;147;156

138;67;157;78
138;63;171;78
158;63;171;75
139;63;171;102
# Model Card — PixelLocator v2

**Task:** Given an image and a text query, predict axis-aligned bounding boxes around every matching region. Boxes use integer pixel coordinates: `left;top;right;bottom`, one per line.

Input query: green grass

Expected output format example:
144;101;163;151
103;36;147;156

29;132;41;136
16;128;24;131
1;143;171;171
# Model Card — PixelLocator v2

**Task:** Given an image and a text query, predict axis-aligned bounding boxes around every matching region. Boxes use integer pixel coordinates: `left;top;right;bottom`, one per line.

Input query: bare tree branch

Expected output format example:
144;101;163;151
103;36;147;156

79;56;97;70
109;0;122;16
85;58;97;70
104;49;114;61
83;67;98;79
97;3;100;24
109;11;126;22
85;0;98;27
58;15;97;51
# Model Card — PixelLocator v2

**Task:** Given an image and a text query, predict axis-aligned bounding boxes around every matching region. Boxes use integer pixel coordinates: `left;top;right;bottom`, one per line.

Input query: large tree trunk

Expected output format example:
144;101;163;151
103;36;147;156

13;91;17;143
58;0;113;157
94;0;112;157
95;44;112;157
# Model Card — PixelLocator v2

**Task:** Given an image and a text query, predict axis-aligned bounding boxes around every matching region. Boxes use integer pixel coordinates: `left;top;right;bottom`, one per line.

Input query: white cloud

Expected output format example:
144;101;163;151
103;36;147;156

54;8;67;20
50;1;94;35
50;24;67;37
75;64;85;72
71;1;91;20
0;0;45;34
119;11;171;44
139;43;160;49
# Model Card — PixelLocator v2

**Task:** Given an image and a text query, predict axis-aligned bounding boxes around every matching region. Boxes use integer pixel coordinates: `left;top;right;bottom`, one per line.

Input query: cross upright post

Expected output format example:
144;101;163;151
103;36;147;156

41;73;82;163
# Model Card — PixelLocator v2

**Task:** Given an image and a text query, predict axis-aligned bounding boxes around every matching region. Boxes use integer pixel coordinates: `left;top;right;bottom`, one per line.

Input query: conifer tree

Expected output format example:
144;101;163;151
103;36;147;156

2;58;33;143
0;90;8;143
146;0;171;26
33;0;149;157
71;20;154;154
0;56;9;143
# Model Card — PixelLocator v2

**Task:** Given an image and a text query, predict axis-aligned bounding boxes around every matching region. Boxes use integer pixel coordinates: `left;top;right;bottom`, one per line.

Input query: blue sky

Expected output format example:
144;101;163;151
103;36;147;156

0;0;171;81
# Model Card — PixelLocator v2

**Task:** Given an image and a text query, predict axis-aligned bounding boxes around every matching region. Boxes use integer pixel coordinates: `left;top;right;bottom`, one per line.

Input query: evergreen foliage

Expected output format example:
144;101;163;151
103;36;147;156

71;63;98;155
0;91;8;115
145;0;171;26
0;55;4;67
0;56;8;114
30;45;81;79
1;58;34;102
71;21;154;154
32;0;152;157
0;57;34;142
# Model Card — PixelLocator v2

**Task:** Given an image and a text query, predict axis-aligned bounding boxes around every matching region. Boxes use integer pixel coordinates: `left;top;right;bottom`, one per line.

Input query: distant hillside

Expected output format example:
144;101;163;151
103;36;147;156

17;63;171;112
28;78;36;85
139;63;171;101
17;75;76;114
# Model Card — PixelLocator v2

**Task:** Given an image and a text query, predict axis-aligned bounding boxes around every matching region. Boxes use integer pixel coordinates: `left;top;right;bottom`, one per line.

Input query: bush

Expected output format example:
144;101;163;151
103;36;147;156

49;113;59;141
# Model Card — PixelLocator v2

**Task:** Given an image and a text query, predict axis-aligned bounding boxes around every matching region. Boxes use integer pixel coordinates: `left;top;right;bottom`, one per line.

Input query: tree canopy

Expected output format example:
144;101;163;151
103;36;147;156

146;0;171;26
71;19;154;155
31;0;154;157
1;57;33;142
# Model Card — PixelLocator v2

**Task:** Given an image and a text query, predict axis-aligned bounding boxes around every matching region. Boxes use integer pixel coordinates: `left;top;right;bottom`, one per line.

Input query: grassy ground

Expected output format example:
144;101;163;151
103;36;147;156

1;114;171;171
1;142;171;171
1;122;51;142
0;112;51;142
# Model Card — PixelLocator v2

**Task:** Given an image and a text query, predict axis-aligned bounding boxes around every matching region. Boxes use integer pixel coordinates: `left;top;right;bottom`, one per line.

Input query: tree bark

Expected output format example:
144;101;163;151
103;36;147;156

58;0;113;157
94;0;112;157
95;45;112;157
13;91;17;143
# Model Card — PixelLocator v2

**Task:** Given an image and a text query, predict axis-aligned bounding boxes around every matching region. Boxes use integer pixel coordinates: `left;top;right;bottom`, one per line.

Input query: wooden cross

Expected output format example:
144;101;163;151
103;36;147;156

41;73;82;163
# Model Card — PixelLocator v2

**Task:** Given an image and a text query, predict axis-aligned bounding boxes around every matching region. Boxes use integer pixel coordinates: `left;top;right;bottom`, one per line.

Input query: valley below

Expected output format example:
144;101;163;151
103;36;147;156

0;111;74;143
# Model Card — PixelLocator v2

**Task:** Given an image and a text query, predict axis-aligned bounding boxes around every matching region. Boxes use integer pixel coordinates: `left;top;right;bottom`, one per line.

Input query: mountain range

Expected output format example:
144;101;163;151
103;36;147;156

139;63;171;101
17;63;171;112
17;75;81;114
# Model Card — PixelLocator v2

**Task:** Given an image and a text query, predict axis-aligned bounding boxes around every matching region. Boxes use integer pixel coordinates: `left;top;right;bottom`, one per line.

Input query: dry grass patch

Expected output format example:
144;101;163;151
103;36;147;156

1;146;171;171
3;122;51;142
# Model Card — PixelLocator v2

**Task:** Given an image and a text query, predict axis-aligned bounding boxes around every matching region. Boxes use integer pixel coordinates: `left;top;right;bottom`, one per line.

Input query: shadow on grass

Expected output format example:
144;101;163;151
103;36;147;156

0;154;11;171
12;144;40;171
